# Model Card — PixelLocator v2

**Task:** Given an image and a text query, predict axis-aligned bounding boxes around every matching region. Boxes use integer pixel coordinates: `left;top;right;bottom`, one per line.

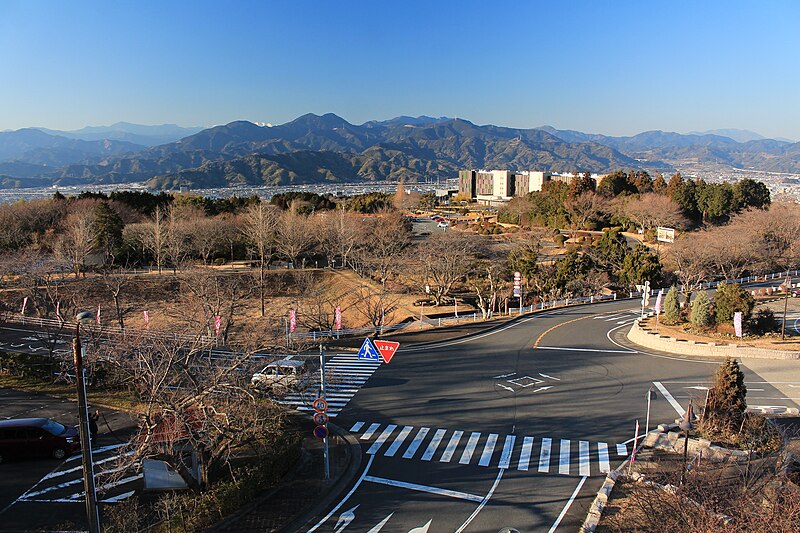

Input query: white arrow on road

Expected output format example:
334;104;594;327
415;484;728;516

333;505;359;532
366;513;394;532
409;520;432;532
531;386;553;393
497;384;514;392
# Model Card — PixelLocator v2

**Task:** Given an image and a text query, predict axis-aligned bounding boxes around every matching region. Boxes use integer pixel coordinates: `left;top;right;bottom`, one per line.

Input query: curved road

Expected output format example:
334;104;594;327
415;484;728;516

305;298;797;532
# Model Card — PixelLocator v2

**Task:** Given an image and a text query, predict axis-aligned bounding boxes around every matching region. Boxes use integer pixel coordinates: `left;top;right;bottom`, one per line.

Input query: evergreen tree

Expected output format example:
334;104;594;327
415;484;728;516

714;283;755;324
91;202;124;263
706;357;747;431
662;286;681;324
690;291;714;328
618;244;662;287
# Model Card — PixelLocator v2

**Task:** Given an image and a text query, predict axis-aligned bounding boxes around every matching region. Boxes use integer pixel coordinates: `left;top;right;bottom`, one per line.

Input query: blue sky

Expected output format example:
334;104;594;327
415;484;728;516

1;1;798;139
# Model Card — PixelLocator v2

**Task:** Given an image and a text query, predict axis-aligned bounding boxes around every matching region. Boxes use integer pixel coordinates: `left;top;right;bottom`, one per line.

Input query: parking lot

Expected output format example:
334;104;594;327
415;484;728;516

0;387;137;531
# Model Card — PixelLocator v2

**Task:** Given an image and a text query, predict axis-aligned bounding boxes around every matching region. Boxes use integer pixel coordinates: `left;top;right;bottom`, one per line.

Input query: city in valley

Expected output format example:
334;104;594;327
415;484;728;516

1;2;799;532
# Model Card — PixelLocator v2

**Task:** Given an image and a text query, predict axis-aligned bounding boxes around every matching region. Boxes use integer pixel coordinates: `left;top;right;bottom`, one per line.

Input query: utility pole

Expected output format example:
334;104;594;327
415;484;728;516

73;315;100;533
319;344;330;482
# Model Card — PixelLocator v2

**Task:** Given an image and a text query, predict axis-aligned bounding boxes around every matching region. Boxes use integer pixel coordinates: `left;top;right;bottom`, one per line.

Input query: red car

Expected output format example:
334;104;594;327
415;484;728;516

0;418;81;463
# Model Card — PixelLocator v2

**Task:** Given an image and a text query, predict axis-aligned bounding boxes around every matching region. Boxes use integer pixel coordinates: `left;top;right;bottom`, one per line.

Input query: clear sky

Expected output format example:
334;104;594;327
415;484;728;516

1;0;798;139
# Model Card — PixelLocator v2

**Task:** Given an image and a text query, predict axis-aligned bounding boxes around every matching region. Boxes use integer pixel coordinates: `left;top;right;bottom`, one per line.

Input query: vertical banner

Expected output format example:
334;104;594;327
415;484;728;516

334;306;342;331
143;310;150;327
454;299;458;317
21;296;28;316
214;315;222;336
289;310;296;333
654;289;663;315
55;301;62;321
490;292;497;317
733;311;743;338
96;304;101;325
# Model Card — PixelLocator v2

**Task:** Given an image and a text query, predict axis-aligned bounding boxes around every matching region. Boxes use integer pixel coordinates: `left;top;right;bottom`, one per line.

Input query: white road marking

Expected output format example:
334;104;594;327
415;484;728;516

385;426;413;457
100;490;135;503
408;520;432;533
307;454;375;532
535;346;636;354
454;467;505;533
578;441;590;476
64;443;127;462
498;435;516;469
361;423;380;440
539;373;561;380
518;436;533;471
598;443;610;473
498;384;515;392
440;430;463;463
364;476;483;502
349;421;364;433
403;427;430;459
479;434;498;466
333;505;358;533
653;381;686;416
459;432;480;464
605;322;718;365
616;444;628;456
548;476;588;533
421;429;446;461
367;425;397;455
493;372;516;379
538;438;552;472
559;439;571;475
365;513;394;532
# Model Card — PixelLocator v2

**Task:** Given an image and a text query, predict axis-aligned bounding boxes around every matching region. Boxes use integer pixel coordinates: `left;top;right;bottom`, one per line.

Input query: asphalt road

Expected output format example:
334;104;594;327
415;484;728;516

304;298;799;533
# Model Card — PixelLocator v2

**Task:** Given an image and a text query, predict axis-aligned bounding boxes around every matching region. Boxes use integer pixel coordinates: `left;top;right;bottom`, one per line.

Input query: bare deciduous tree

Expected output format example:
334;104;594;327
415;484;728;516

241;202;279;316
409;230;475;305
619;193;688;232
55;211;95;278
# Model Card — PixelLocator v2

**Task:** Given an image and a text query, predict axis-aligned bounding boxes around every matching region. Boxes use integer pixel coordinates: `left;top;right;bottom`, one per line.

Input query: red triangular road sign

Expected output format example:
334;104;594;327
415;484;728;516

373;340;400;364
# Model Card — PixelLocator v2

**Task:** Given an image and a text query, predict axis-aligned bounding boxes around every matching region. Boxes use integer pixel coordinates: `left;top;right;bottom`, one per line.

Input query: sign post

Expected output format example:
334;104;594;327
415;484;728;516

513;271;522;314
640;280;650;319
374;340;400;364
317;345;330;482
357;338;381;361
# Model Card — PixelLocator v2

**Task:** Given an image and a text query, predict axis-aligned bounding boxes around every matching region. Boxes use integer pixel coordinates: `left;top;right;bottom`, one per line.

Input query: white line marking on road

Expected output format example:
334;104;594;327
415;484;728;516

497;384;515;392
498;435;516;469
548;476;588;533
616;444;628;456
598;443;610;473
440;430;463;463
539;437;552;472
367;425;397;455
535;345;636;354
479;434;498;467
455;467;505;533
605;322;717;365
493;372;516;378
408;520;432;533
539;373;561;380
559;439;571;475
403;427;430;459
349;421;364;433
421;429;446;461
307;454;375;532
385;426;413;457
653;381;685;416
365;476;483;502
518;436;533;471
64;443;126;461
365;513;394;532
100;490;135;503
459;432;480;464
578;441;590;476
361;423;380;440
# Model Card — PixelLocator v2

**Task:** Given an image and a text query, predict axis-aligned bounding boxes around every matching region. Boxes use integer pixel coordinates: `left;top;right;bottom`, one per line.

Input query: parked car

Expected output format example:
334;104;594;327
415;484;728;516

0;418;80;463
251;359;313;393
791;288;800;298
437;221;449;228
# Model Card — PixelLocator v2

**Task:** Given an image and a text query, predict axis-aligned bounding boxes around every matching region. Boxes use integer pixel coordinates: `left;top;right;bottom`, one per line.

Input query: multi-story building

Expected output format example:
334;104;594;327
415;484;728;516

459;169;552;205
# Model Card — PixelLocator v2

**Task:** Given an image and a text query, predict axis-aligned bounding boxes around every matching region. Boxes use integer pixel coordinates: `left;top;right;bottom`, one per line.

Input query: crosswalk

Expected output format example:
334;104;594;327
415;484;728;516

349;421;628;477
15;443;140;504
277;353;381;417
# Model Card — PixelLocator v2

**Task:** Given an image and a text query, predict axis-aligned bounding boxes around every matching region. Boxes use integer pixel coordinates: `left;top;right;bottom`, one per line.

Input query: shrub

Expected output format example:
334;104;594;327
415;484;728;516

690;291;714;328
705;357;747;433
714;283;755;324
213;258;226;266
662;287;681;324
750;308;778;334
554;234;566;246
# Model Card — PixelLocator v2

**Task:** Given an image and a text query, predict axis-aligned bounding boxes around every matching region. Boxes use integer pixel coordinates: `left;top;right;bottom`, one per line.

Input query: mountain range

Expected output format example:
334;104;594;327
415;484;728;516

0;115;798;190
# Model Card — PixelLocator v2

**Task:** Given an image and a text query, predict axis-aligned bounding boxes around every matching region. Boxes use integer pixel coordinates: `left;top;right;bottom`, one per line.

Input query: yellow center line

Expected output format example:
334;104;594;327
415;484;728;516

532;307;637;349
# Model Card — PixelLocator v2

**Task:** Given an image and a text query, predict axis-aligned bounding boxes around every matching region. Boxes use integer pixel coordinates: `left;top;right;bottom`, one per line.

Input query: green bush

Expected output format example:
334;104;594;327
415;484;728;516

554;234;566;246
213;258;226;266
714;283;755;324
690;291;714;328
662;287;682;324
750;308;778;334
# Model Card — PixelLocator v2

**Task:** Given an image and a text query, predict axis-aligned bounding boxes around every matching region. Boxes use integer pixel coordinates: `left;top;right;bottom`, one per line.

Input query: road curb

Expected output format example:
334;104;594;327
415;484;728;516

580;458;629;532
282;422;363;533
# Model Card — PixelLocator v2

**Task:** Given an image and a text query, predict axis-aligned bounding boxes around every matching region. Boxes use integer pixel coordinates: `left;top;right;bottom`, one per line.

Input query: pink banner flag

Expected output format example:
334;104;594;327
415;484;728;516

654;289;663;315
143;310;150;327
214;315;222;336
289;310;296;333
734;311;743;338
96;304;101;325
21;296;28;316
334;306;342;331
55;301;62;321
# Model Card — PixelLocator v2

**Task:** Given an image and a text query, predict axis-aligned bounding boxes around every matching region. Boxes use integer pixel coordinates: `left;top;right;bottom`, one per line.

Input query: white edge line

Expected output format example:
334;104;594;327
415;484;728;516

605;322;718;365
534;346;636;354
306;454;375;532
653;381;685;416
363;476;483;502
548;475;588;533
454;467;505;533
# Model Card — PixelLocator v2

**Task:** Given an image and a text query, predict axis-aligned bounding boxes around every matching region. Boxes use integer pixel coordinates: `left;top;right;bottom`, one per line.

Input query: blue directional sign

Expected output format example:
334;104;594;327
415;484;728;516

357;337;381;361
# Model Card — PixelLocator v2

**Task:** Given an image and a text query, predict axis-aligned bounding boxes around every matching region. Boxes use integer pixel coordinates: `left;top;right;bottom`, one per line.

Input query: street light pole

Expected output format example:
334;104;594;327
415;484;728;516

73;312;100;533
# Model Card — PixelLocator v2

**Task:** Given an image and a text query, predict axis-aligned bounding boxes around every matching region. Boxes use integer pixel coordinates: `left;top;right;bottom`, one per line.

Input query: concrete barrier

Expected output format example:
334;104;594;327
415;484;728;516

627;318;800;360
